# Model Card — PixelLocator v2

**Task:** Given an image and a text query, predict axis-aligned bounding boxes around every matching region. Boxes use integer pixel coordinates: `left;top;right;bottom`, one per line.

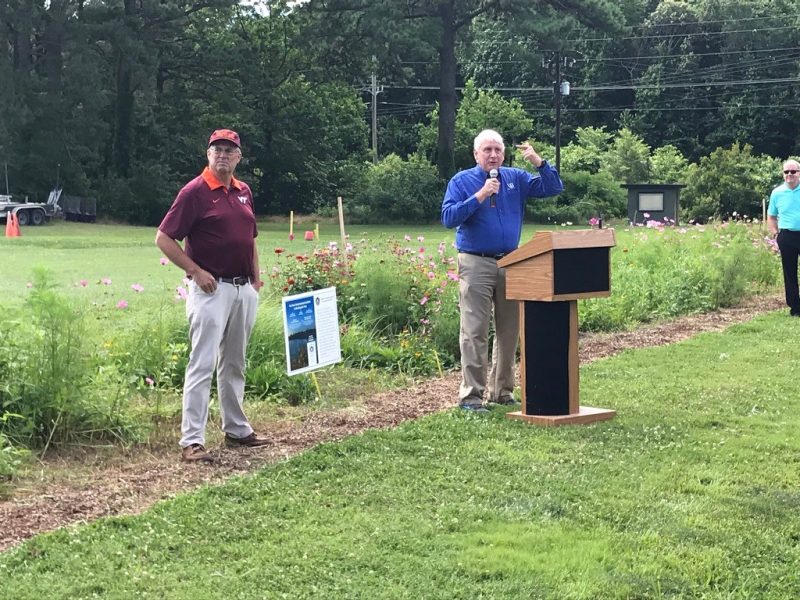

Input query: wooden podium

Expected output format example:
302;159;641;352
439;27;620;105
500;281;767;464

497;229;617;426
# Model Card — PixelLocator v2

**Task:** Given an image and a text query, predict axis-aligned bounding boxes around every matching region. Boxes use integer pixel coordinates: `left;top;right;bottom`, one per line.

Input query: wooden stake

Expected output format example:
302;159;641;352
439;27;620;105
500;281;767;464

310;372;322;400
337;196;348;267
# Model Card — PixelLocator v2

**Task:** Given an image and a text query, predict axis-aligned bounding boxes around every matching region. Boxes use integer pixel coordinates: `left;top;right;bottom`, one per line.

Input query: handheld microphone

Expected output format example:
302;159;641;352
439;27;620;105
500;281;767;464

489;168;498;207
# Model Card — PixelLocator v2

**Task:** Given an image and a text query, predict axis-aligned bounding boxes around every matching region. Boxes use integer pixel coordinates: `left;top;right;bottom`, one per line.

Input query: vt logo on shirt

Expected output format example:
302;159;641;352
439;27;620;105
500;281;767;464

238;195;248;204
507;182;515;190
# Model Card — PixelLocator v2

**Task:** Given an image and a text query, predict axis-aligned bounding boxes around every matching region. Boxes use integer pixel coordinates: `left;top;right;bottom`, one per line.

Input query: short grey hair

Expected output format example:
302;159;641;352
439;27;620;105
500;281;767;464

473;129;504;151
783;158;800;169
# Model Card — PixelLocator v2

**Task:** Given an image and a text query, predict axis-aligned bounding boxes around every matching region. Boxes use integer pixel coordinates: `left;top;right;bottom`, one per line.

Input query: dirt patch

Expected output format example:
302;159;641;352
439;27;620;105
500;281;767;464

0;294;786;552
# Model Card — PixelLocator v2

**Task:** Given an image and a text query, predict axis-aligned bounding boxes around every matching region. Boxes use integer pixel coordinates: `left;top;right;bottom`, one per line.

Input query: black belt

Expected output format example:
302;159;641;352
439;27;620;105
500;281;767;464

459;250;507;260
218;276;252;286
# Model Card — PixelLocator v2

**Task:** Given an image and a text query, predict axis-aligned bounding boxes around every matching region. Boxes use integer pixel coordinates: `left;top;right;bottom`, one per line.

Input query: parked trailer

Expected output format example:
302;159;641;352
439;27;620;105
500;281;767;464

62;194;97;223
0;189;62;225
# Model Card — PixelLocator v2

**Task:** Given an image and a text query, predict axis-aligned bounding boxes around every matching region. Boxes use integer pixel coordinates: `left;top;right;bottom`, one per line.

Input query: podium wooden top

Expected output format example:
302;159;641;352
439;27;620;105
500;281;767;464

498;229;616;269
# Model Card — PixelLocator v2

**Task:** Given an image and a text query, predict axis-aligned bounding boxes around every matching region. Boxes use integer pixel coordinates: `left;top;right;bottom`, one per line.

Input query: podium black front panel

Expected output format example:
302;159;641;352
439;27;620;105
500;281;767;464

523;301;570;415
553;248;609;295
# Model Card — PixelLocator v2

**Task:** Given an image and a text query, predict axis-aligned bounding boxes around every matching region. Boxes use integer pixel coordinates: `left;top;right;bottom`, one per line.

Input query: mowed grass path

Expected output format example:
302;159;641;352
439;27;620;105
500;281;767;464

1;311;799;599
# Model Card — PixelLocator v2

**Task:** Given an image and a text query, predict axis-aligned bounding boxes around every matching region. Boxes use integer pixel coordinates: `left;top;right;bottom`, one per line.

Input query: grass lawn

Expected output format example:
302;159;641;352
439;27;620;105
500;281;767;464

1;310;799;598
0;219;569;305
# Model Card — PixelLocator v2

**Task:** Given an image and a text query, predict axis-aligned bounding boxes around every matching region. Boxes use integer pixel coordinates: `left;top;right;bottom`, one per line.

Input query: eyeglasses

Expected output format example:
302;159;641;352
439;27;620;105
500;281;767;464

784;170;798;175
210;146;239;155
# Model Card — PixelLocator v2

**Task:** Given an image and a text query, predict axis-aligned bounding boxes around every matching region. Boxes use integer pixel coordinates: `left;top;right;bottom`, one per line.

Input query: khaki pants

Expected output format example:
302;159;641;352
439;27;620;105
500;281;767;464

180;280;259;447
457;253;519;405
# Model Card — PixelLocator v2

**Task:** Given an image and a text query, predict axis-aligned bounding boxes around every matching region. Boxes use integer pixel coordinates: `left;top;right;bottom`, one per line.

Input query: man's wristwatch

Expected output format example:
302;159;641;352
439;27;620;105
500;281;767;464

537;159;548;169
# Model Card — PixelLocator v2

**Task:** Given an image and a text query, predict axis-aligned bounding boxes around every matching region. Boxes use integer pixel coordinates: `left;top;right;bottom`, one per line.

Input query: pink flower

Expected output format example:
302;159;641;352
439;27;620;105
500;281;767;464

419;295;429;306
438;242;446;254
643;212;650;219
427;271;436;280
345;243;353;252
159;257;169;266
78;279;88;287
131;283;144;293
101;277;112;285
417;235;425;242
116;299;128;309
404;235;411;241
26;282;32;288
418;247;425;254
446;271;459;281
175;286;188;301
145;377;155;387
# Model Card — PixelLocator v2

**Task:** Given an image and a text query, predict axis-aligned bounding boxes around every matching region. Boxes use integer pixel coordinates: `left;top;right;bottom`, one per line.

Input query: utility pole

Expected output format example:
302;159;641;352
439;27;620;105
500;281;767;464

544;52;574;173
369;56;384;164
553;51;562;173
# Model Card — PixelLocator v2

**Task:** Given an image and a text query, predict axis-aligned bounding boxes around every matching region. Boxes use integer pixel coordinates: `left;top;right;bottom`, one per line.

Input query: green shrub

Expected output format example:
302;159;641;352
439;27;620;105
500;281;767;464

267;246;357;320
351;255;415;334
417;80;533;172
0;426;28;496
350;154;443;224
0;270;138;447
579;222;780;331
341;324;447;377
527;169;626;223
681;143;780;222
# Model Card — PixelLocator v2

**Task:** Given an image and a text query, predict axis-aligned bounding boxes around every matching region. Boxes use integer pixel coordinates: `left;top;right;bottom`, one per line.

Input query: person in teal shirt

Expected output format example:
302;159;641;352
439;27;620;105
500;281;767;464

768;159;800;317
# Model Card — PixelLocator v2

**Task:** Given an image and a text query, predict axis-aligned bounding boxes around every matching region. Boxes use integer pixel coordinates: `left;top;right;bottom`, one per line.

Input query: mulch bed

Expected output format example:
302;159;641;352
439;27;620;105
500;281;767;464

0;294;786;552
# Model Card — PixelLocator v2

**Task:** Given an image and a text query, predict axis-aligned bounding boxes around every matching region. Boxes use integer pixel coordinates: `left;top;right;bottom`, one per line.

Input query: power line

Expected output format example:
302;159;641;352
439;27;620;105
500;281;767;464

577;45;800;63
522;103;800;114
569;24;800;43
382;76;800;93
628;14;787;29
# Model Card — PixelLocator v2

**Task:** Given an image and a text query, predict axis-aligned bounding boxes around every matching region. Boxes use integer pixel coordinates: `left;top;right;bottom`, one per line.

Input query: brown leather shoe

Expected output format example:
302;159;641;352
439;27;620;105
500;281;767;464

181;443;215;463
225;432;270;448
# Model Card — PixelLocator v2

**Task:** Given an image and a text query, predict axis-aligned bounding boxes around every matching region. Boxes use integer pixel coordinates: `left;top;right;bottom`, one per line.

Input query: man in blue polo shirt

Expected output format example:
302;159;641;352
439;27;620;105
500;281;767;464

768;158;800;317
442;129;564;411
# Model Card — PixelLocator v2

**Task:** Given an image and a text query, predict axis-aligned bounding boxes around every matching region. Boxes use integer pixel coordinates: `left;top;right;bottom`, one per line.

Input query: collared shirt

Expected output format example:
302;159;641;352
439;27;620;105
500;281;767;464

768;182;800;231
159;167;258;279
441;163;564;256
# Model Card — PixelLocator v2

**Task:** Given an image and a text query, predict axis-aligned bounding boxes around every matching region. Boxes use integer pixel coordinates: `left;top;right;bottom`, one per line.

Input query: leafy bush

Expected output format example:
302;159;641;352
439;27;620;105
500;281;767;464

417;80;533;172
649;144;690;184
0;270;137;447
560;126;613;174
350;154;443;224
681;143;780;222
0;427;28;496
527;169;626;223
580;222;780;331
604;128;651;184
95;162;176;226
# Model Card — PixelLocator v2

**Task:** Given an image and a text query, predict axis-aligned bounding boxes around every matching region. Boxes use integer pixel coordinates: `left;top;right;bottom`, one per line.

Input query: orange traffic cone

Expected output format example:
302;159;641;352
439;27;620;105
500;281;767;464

6;213;20;237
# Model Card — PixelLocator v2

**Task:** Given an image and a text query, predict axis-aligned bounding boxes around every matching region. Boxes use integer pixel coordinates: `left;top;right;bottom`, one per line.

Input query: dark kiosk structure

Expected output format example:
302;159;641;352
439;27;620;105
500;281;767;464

624;183;684;226
498;229;616;425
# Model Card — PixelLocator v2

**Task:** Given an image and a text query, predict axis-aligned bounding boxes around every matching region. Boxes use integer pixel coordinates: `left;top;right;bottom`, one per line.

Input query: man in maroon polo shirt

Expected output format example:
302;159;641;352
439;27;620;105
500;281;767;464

156;129;269;463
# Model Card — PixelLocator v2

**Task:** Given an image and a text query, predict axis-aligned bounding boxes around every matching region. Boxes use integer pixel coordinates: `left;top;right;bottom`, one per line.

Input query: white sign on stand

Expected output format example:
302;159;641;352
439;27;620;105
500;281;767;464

282;286;342;376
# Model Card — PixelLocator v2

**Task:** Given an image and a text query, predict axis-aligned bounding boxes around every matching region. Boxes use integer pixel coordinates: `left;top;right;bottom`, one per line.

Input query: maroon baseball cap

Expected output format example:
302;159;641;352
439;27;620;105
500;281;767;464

208;129;241;148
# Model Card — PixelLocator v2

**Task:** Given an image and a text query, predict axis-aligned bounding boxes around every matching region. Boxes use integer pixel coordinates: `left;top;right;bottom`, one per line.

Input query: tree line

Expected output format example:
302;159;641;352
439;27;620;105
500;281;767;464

1;0;797;224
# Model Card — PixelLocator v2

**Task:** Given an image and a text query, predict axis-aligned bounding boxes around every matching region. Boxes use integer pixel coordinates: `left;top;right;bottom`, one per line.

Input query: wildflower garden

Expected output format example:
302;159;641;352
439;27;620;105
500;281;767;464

3;218;800;598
